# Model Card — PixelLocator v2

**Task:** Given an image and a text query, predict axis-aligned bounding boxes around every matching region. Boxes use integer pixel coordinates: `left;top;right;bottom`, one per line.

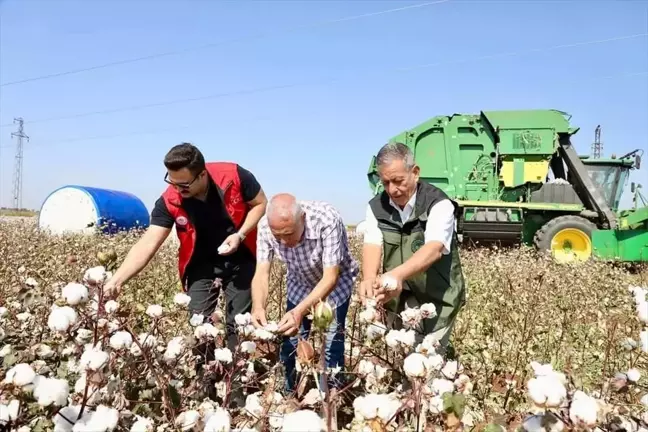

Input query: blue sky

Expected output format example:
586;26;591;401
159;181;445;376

0;0;647;224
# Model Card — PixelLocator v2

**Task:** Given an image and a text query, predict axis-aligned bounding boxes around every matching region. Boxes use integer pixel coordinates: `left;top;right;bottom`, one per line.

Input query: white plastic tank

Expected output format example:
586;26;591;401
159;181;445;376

354;220;368;237
39;185;150;235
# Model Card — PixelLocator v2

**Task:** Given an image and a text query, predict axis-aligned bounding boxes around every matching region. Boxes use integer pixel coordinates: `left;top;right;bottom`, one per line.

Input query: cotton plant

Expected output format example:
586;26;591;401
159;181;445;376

5;240;648;432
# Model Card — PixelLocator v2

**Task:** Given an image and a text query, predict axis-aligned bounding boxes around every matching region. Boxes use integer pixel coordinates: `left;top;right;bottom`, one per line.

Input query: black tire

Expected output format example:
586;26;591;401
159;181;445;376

533;215;598;260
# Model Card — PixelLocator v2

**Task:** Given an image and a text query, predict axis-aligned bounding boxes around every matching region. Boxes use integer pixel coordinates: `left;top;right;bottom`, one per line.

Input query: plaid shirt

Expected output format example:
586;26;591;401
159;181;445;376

256;200;359;308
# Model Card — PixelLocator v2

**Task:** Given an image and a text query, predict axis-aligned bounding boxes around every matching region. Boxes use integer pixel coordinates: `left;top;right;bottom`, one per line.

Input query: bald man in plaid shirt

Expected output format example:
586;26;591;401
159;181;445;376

250;193;359;393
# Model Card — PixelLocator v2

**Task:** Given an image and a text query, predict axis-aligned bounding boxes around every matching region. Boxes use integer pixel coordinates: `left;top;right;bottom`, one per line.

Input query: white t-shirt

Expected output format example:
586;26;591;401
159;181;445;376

363;192;456;255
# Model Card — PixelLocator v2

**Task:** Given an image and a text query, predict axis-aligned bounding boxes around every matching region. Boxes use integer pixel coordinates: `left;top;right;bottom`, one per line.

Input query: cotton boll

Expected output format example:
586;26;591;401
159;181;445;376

240;341;257;354
130;416;154;432
48;306;78;332
203;407;231;432
358;359;375;376
365;321;387;341
385;329;416;349
0;404;10;424
83;266;108;285
61;283;89;306
636;300;648;324
522;414;564;432
173;293;192;307
428;395;444;414
431;378;455;396
641;330;648;354
33;376;69;406
215;348;233;364
419;303;437;319
109;331;133;350
358;307;376;324
353;394;400;424
146;304;163;318
527;375;566;408
72;405;119;432
281;410;325;432
380;274;398;291
104;300;119;314
400;307;422;329
189;314;204;327
3;363;36;387
0;345;11;357
252;327;275;341
164;337;185;362
627;368;641;382
629;286;647;305
136;333;157;349
529;361;567;384
53;404;82;432
441;360;459;379
569;391;599;428
404;353;428;378
244;394;263;419
194;323;220;341
174;410;201;431
416;334;440;355
79;346;109;371
235;313;252;326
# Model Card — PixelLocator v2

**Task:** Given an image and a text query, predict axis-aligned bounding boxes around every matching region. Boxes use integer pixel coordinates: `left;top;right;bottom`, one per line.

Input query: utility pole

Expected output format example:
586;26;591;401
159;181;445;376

11;118;29;210
592;125;602;159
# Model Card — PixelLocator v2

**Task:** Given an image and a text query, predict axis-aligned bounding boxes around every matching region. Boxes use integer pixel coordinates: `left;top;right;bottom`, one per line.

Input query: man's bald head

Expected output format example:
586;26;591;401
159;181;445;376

266;193;305;247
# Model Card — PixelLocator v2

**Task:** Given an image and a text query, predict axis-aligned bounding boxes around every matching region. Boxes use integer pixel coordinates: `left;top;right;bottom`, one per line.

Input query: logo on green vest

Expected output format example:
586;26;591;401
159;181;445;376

411;239;424;253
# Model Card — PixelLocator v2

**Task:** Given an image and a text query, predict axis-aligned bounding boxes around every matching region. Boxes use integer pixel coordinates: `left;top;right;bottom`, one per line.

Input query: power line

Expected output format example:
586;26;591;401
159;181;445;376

1;31;645;129
0;0;450;87
1;69;644;152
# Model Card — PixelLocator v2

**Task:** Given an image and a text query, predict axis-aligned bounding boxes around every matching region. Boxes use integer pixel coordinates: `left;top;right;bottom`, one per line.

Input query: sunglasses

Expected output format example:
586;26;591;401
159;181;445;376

164;171;202;189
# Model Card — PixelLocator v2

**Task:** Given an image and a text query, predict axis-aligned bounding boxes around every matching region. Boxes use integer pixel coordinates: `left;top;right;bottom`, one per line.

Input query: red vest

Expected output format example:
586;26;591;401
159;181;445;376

161;162;258;289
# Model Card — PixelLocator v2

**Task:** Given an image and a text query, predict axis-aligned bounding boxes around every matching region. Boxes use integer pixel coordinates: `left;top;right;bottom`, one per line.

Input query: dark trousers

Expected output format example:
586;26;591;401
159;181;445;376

186;258;254;362
280;296;350;393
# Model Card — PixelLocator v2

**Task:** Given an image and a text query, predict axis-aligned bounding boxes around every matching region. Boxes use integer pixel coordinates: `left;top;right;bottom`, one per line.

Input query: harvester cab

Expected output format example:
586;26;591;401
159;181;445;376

367;109;648;263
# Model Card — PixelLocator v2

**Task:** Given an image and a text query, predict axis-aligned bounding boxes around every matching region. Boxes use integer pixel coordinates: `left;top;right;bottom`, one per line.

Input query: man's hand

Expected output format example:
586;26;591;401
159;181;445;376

103;277;122;300
218;233;242;255
277;310;302;337
359;278;378;303
251;308;267;328
374;273;403;305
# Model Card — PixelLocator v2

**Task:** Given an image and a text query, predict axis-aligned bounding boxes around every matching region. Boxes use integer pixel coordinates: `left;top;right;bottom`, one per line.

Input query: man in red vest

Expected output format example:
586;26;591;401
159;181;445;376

104;143;267;400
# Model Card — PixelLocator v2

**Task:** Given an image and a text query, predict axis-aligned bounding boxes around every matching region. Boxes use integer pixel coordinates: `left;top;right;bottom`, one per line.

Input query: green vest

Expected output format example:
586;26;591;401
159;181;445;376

369;181;466;331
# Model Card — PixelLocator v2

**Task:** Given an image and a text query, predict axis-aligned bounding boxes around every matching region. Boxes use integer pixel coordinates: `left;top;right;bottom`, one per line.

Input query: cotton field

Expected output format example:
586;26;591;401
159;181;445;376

0;218;647;431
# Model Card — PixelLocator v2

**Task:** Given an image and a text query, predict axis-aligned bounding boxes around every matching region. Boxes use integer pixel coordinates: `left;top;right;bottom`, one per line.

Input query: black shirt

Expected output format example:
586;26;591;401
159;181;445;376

151;165;261;278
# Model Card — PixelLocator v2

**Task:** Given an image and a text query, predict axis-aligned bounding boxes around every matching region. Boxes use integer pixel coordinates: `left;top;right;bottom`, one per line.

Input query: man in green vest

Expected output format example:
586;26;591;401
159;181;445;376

359;142;466;354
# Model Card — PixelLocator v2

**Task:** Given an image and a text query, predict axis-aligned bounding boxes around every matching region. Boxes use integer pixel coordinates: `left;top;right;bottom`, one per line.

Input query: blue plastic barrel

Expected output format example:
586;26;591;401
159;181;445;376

38;185;150;235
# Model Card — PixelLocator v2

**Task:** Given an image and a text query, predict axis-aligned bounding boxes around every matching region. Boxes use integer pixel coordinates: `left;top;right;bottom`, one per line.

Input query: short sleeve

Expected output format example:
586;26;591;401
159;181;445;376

321;213;345;268
424;199;456;255
255;217;274;263
150;197;175;229
237;165;262;202
362;204;384;245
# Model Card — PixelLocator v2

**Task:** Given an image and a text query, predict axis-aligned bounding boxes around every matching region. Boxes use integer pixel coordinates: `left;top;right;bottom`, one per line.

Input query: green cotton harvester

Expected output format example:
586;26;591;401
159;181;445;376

366;109;648;263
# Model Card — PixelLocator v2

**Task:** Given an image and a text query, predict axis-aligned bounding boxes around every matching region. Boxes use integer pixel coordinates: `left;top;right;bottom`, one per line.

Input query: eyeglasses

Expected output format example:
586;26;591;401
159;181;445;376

164;171;202;189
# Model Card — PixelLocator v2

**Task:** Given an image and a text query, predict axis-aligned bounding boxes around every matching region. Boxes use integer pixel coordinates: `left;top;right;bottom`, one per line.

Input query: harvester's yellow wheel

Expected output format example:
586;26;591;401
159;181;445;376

533;215;597;265
550;228;592;264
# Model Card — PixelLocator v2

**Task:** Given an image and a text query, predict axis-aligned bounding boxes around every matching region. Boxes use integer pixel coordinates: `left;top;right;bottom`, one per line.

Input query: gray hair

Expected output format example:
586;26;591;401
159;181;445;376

266;197;303;222
376;142;415;170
